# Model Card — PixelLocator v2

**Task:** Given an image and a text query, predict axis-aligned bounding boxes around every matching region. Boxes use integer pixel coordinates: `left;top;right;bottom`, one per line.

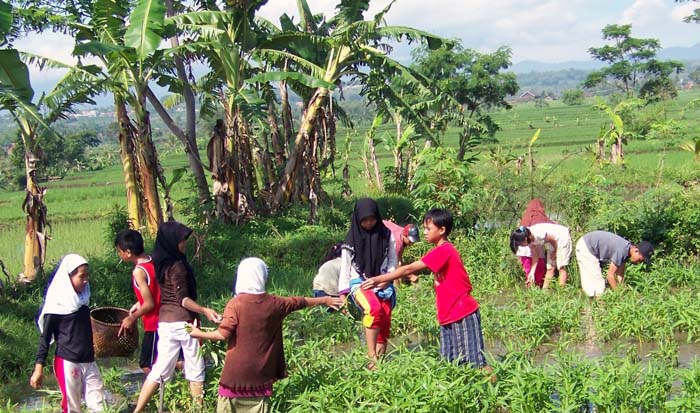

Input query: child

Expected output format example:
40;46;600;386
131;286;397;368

383;220;421;285
133;221;221;413
509;222;572;288
188;257;343;413
576;230;653;297
361;208;487;368
514;199;552;288
312;242;343;298
115;229;160;374
338;198;398;369
30;254;106;413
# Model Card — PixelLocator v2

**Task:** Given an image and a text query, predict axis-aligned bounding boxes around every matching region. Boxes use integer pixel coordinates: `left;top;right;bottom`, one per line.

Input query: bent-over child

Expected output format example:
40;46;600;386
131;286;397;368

30;254;105;413
510;222;572;288
576;230;653;297
115;229;160;374
338;198;398;369
361;209;487;369
188;257;343;413
312;242;343;298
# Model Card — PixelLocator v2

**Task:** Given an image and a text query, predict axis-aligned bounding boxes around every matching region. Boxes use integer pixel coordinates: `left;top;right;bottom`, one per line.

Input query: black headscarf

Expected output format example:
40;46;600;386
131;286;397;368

342;198;390;278
152;221;197;300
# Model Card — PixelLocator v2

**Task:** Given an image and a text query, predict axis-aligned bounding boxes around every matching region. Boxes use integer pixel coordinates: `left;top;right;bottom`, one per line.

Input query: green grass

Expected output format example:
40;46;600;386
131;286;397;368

1;90;700;411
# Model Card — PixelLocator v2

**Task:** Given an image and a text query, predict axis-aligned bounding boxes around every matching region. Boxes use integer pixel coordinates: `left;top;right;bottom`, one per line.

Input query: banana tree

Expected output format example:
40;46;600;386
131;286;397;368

261;0;447;210
1;1;102;281
70;0;169;234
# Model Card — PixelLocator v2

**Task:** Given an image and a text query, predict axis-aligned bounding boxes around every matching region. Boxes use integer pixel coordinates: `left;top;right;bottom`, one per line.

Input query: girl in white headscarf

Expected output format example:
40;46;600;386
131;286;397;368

189;257;344;413
30;254;105;413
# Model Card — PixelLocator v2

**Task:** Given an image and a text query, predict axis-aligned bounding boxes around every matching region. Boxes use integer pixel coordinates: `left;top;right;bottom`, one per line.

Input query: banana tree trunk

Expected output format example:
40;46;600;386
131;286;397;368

280;78;293;155
267;102;285;172
368;134;383;191
394;117;403;184
20;138;46;283
133;91;164;235
116;97;143;228
611;136;624;165
208;120;235;222
272;87;329;210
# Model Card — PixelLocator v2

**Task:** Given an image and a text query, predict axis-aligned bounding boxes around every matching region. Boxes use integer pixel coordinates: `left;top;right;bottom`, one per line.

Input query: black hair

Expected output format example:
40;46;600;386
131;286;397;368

114;229;145;255
423;208;453;237
319;242;343;267
509;226;532;254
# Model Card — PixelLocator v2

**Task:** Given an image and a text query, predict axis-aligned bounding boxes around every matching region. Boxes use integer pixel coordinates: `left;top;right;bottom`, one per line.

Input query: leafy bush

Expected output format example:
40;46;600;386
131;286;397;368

562;89;585;106
411;147;481;229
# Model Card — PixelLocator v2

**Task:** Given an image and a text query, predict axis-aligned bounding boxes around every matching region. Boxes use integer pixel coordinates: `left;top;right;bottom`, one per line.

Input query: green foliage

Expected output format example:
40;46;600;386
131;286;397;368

561;89;585;106
411;146;479;229
584;24;683;100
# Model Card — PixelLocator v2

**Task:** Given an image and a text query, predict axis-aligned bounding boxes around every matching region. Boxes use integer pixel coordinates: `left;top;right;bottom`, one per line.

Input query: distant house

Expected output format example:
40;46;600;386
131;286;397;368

518;91;536;102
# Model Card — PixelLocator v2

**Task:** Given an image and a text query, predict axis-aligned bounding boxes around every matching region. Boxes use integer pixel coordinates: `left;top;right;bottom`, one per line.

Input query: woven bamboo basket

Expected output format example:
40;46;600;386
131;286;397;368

91;306;138;358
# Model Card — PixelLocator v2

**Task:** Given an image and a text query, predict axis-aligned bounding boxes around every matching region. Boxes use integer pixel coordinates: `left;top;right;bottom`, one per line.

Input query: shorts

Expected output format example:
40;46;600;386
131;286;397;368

576;237;605;297
217;396;269;413
139;331;158;369
351;287;392;344
439;310;486;368
140;331;184;369
147;321;205;383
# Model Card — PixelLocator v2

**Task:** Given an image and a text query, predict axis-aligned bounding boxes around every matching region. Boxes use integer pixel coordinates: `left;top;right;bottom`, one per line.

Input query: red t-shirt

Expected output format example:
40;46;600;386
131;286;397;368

132;258;160;332
421;242;479;325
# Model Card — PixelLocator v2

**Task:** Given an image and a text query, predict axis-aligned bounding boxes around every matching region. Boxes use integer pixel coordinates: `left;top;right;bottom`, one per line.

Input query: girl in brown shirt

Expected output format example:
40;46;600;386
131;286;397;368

189;257;343;413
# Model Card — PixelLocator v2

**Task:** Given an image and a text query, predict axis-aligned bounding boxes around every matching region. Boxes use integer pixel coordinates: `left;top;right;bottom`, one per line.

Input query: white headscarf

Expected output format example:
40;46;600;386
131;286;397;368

234;257;268;295
37;254;90;333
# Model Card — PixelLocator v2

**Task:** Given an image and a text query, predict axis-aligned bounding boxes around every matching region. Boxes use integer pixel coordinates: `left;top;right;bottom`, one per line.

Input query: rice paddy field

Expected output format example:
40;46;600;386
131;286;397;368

1;90;700;412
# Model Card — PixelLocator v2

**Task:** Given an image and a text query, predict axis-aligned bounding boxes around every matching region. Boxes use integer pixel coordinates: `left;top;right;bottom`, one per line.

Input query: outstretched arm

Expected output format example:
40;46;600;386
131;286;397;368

306;296;345;310
362;260;428;289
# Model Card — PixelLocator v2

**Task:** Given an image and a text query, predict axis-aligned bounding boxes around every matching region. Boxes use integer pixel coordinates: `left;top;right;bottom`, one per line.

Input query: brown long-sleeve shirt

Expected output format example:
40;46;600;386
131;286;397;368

217;293;309;391
158;261;196;322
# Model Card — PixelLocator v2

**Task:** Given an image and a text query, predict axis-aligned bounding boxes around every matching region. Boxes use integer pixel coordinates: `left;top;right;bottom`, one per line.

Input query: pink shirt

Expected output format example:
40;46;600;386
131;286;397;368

421;242;479;325
383;220;405;258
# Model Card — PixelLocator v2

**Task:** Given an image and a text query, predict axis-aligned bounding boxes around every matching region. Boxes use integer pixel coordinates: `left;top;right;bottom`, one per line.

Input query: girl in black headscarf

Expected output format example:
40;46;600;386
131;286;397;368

133;221;221;413
338;198;398;369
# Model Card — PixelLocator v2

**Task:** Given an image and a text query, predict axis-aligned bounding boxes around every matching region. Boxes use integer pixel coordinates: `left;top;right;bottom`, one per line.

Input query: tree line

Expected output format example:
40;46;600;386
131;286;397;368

0;0;696;283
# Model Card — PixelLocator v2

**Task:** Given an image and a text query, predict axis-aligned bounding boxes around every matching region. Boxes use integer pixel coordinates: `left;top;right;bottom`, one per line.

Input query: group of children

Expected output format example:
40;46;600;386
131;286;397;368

31;197;652;413
509;199;654;296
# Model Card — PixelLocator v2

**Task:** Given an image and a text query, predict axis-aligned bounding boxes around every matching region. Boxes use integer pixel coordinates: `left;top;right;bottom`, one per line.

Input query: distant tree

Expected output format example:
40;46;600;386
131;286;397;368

411;43;519;160
675;0;700;24
583;24;683;101
689;68;700;84
562;89;585;105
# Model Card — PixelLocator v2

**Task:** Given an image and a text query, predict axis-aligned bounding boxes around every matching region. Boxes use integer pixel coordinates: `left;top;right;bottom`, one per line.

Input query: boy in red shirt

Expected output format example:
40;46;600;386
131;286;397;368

362;208;486;367
115;229;160;374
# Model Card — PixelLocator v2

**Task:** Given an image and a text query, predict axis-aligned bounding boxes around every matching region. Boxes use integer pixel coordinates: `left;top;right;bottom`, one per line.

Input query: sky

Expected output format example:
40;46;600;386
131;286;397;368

12;0;700;86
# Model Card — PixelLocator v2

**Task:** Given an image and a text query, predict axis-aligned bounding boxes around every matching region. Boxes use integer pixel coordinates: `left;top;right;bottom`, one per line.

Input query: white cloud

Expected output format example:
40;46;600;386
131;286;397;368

12;0;700;88
619;0;700;49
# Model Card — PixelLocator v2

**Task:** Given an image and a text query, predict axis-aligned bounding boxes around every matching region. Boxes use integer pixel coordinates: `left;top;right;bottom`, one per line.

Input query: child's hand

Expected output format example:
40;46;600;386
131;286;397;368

185;322;199;335
29;365;43;389
203;308;222;324
525;272;535;288
326;296;345;310
361;278;377;290
118;315;135;337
